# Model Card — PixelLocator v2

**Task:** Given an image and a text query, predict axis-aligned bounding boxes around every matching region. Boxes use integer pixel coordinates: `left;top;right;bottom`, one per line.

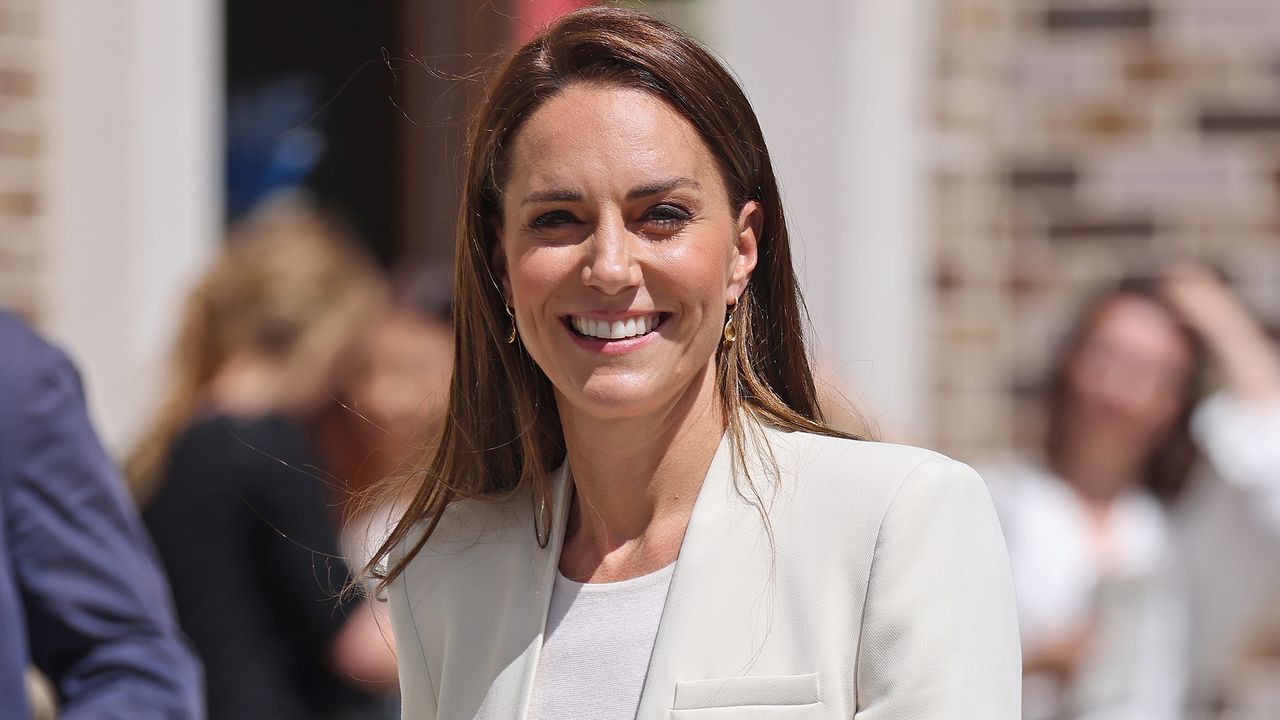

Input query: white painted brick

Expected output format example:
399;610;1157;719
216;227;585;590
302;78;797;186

0;98;37;134
0;155;38;192
1008;42;1124;99
0;38;42;71
1161;0;1280;50
1225;245;1280;329
1081;147;1271;213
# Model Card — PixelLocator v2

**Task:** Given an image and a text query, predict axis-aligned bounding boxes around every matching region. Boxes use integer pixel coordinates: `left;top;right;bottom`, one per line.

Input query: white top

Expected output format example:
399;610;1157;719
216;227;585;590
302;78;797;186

982;392;1280;720
1174;392;1280;716
982;457;1167;720
984;460;1166;648
530;563;675;720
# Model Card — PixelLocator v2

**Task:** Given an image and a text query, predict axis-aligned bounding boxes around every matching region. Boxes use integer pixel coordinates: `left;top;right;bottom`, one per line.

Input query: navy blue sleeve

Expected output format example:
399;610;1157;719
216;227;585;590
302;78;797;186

3;323;204;719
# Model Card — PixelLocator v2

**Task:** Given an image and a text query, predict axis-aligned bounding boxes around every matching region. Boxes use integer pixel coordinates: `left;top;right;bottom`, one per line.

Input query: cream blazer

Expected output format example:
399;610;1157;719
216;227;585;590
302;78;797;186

388;423;1022;719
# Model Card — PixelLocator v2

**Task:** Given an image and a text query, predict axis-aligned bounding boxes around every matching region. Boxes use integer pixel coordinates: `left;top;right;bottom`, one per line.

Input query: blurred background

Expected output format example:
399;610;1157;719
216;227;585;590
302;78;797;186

4;0;1280;718
7;0;1275;455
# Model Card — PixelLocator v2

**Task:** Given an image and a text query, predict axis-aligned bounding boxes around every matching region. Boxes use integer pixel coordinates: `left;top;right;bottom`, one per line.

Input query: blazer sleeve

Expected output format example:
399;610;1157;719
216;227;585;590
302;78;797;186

854;457;1022;719
6;339;204;719
388;549;439;720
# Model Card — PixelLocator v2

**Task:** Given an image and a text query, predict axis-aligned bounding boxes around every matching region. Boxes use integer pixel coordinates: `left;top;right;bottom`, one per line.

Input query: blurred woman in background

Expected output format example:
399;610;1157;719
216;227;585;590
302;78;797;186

984;263;1280;719
314;266;455;572
127;208;399;720
1159;266;1280;719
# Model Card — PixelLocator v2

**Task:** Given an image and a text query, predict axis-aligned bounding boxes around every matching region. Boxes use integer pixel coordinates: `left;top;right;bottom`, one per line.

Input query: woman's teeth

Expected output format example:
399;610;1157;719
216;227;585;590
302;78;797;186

570;314;662;340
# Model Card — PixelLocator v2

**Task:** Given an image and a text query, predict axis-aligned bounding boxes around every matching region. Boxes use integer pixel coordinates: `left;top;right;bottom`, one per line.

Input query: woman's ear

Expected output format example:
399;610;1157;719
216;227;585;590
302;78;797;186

728;200;762;304
488;217;512;301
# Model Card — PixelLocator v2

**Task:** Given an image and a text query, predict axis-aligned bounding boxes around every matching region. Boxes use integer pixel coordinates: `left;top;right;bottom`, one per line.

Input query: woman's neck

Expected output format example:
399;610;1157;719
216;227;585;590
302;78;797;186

1055;424;1146;507
556;365;725;582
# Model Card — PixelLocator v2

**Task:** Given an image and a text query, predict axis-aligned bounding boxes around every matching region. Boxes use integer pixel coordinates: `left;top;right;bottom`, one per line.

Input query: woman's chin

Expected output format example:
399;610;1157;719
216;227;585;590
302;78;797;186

554;376;674;421
563;389;664;421
557;367;718;424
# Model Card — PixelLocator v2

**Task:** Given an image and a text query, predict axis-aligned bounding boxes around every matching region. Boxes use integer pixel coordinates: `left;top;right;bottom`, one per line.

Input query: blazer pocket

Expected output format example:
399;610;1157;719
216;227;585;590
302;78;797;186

672;672;821;711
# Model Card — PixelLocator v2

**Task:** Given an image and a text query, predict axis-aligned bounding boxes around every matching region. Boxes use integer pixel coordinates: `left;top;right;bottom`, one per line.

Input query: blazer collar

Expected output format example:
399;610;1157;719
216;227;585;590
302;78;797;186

504;459;573;720
503;423;778;718
636;422;785;714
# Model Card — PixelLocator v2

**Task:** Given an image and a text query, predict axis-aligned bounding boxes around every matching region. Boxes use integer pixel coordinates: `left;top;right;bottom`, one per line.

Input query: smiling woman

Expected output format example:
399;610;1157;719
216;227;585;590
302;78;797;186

366;7;1021;720
497;83;756;421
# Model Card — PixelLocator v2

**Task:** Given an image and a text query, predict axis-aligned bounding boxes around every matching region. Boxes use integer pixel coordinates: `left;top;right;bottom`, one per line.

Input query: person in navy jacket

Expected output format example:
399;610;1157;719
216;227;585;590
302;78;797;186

0;310;203;719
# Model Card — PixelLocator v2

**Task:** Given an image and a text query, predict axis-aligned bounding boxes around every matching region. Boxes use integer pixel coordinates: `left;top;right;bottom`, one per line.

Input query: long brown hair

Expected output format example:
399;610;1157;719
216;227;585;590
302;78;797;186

1043;277;1205;503
368;7;852;590
126;208;385;504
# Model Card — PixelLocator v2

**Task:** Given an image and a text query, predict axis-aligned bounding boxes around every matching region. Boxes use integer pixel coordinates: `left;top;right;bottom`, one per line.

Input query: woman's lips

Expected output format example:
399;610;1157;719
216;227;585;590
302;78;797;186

567;313;664;340
562;313;669;354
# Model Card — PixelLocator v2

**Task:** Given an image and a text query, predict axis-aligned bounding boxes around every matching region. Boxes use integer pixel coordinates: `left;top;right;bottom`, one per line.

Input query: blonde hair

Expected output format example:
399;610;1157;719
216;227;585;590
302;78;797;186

126;208;385;503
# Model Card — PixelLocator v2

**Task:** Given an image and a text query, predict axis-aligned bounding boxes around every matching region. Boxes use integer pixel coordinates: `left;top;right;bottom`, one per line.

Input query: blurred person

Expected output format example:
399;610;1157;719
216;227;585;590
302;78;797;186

319;267;454;498
126;208;398;720
314;266;454;569
0;310;203;719
1157;265;1280;719
982;264;1280;720
985;274;1199;720
369;8;1020;720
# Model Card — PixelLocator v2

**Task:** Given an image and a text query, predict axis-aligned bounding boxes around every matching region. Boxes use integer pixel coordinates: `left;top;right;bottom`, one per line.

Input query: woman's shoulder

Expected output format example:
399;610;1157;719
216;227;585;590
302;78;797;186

762;425;980;497
754;425;999;538
739;426;1009;591
387;483;543;569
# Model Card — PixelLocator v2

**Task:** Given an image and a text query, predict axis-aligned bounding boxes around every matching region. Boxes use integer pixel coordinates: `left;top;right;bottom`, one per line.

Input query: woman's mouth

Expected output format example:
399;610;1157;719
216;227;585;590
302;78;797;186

566;313;666;341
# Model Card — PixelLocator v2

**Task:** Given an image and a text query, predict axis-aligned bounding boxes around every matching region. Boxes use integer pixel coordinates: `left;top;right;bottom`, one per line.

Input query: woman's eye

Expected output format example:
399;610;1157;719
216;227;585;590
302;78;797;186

643;203;693;226
528;210;579;229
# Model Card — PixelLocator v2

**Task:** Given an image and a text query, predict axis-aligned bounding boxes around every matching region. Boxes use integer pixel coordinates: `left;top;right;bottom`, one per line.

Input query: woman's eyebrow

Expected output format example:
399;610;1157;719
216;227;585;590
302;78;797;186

523;188;583;205
521;177;701;205
627;177;700;200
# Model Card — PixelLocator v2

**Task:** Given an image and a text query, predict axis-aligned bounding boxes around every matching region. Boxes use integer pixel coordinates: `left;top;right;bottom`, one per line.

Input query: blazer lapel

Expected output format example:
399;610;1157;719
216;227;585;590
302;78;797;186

633;424;784;718
506;461;573;720
425;461;571;720
470;425;781;719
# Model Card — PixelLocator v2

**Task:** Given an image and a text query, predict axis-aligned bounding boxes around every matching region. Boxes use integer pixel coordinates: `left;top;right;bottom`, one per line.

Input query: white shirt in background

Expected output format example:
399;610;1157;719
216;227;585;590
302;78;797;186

982;392;1280;720
982;455;1167;720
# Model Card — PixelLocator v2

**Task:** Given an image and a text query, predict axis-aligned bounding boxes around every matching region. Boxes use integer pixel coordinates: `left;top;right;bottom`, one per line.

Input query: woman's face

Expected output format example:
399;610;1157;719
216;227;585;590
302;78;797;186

345;309;454;447
1064;295;1194;455
495;83;758;421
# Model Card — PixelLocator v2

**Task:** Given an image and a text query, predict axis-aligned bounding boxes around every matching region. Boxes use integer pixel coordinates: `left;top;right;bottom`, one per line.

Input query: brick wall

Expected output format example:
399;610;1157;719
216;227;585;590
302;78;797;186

0;0;41;322
932;1;1280;708
932;0;1280;461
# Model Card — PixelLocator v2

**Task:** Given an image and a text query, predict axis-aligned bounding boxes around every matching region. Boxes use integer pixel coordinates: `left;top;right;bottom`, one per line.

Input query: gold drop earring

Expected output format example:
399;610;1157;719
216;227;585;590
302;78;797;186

722;305;737;345
505;304;518;344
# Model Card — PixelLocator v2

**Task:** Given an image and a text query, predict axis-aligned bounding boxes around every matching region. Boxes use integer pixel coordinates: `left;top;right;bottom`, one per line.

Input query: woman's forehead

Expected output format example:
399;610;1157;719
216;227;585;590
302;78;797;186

1085;295;1194;368
504;84;720;197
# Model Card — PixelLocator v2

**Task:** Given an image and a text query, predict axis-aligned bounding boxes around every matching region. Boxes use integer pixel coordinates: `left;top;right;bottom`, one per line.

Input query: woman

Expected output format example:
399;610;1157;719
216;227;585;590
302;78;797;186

318;267;455;571
983;265;1280;718
984;276;1202;719
369;8;1020;719
129;208;399;720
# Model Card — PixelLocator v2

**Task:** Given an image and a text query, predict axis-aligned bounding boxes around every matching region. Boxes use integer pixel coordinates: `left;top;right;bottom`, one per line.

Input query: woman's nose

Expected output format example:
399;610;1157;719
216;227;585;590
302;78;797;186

1098;358;1166;422
582;218;641;294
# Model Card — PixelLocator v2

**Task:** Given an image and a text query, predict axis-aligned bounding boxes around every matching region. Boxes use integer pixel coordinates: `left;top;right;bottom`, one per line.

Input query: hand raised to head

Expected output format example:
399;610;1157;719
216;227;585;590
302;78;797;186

1160;262;1280;402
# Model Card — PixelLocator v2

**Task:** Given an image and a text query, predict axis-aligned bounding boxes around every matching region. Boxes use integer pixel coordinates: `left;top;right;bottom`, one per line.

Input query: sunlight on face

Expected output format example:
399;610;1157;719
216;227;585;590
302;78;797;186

496;84;758;422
